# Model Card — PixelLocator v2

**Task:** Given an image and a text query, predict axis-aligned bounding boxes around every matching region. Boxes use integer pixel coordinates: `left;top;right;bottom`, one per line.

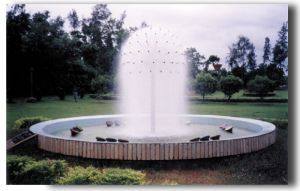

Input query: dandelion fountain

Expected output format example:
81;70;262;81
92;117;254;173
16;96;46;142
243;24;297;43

30;27;276;160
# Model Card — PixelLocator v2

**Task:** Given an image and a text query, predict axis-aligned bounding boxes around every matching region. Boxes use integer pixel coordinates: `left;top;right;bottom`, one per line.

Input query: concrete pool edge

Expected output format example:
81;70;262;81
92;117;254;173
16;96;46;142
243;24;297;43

31;115;276;160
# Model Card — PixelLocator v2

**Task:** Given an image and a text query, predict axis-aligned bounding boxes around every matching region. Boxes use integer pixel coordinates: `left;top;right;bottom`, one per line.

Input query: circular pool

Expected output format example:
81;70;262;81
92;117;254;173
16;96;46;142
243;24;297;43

30;115;276;160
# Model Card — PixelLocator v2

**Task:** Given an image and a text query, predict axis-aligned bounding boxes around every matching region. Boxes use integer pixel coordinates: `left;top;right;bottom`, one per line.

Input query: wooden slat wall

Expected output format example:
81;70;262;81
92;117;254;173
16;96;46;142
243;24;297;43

137;144;142;160
156;144;160;160
37;131;276;160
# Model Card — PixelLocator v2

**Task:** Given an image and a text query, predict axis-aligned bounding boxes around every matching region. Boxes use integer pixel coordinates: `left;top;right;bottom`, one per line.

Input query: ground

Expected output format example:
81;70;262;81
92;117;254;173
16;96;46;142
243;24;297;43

7;91;288;185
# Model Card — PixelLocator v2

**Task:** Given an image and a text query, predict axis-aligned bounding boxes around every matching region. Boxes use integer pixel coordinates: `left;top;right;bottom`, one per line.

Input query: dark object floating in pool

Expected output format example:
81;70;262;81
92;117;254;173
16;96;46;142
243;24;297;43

224;126;233;133
72;126;83;132
106;138;117;142
200;136;210;141
106;121;113;127
219;124;231;130
118;139;129;143
210;135;221;140
190;137;200;142
96;137;106;142
115;121;121;126
70;128;80;136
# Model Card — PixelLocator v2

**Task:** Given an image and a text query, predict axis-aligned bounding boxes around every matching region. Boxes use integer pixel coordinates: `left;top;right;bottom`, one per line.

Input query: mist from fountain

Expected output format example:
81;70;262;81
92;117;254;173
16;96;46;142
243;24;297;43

118;27;188;137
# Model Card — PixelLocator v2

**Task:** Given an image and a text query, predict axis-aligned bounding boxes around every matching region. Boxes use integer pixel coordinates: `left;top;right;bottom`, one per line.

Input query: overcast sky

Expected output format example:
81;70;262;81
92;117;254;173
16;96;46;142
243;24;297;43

19;4;288;68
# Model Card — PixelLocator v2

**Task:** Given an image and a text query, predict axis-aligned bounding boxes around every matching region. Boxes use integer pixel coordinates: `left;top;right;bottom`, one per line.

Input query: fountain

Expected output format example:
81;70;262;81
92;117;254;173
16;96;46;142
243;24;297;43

30;27;276;160
118;27;187;137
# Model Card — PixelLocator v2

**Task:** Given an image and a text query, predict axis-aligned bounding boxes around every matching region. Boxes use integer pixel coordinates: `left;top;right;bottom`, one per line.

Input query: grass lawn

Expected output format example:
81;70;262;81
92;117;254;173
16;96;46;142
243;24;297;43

7;96;117;137
190;101;288;121
191;89;288;100
7;95;288;184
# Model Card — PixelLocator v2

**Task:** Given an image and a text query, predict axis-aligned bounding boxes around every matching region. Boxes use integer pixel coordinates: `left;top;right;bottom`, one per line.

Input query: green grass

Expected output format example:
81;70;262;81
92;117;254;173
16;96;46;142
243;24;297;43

192;89;288;100
190;102;288;121
7;96;117;137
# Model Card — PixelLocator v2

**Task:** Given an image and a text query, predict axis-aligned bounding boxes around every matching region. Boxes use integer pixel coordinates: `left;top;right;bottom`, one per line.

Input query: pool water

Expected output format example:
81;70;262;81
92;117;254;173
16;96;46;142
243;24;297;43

51;123;256;143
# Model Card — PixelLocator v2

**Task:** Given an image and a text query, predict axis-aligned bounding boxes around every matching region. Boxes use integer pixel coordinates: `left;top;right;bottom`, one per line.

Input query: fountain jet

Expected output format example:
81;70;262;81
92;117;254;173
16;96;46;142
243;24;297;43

118;27;188;137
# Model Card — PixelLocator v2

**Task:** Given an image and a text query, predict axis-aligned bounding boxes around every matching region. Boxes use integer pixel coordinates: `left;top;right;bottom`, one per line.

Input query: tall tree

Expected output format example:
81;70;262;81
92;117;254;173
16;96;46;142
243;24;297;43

247;47;256;71
68;9;80;31
185;47;205;78
273;21;288;70
262;37;271;65
227;36;257;71
67;9;82;39
81;4;126;75
7;4;31;97
21;11;68;94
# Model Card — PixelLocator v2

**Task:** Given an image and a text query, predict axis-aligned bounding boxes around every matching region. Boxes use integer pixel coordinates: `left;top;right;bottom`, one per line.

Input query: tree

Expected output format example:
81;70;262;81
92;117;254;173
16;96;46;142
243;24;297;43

257;37;271;78
7;4;31;97
262;37;271;65
247;47;256;71
231;66;247;86
185;47;205;78
7;4;128;98
21;11;71;95
205;55;220;71
220;75;243;102
68;9;80;31
67;9;82;38
227;36;257;71
81;4;126;75
265;63;285;87
194;72;217;101
91;74;113;95
273;21;288;70
247;75;275;99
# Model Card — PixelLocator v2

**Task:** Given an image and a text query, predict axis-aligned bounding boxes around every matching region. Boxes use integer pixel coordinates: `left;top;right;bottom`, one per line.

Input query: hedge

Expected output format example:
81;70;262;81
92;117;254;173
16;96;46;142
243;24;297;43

13;116;50;130
57;167;145;185
99;168;145;185
7;155;67;184
8;155;145;185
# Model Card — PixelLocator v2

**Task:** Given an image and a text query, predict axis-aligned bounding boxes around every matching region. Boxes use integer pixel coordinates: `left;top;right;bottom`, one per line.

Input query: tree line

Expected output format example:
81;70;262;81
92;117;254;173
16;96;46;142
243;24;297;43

7;4;288;101
7;4;131;100
186;21;288;101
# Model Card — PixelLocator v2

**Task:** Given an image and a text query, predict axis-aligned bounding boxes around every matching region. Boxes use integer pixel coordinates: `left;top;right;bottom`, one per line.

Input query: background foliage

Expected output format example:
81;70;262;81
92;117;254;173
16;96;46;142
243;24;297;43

7;4;288;100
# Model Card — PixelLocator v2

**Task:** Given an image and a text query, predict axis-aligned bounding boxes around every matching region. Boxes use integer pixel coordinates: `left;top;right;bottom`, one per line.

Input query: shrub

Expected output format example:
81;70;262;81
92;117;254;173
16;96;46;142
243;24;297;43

57;167;145;185
99;168;145;185
247;75;275;99
266;63;286;87
21;160;67;184
14;116;50;130
89;94;102;100
220;75;243;102
91;74;113;95
7;155;33;184
231;66;247;87
7;155;67;185
56;166;103;185
194;72;218;100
